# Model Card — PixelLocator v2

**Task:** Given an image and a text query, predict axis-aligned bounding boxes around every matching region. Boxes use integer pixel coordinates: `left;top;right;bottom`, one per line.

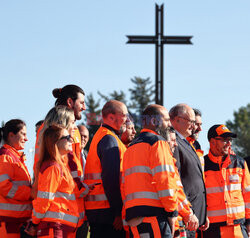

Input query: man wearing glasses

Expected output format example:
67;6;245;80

202;124;250;238
169;104;207;237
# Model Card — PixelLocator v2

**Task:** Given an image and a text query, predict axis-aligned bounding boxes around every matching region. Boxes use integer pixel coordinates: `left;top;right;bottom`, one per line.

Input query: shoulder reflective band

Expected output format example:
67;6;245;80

0;203;32;211
152;165;175;175
0;174;10;182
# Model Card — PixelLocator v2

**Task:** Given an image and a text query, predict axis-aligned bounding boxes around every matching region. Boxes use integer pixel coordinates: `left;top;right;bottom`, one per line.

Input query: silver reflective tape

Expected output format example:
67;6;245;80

244;186;250;193
208;205;245;217
13;180;31;186
176;180;183;187
206;186;223;194
6;184;18;198
0;202;32;211
245;203;250;209
33;210;79;224
84;173;101;180
85;193;108;202
0;174;10;182
226;183;241;191
152;164;175;175
229;174;240;182
158;189;174;198
37;191;55;200
79;211;85;220
124;166;151;177
125;191;159;202
79;183;89;198
55;192;76;200
71;171;78;178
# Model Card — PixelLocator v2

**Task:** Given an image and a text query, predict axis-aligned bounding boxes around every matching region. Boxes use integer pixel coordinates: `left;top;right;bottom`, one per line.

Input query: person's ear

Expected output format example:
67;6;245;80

151;117;156;126
67;98;74;108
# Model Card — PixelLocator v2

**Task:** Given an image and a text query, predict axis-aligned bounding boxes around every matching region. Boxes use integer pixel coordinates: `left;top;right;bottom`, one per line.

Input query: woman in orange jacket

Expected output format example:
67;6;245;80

27;125;88;237
0;119;32;238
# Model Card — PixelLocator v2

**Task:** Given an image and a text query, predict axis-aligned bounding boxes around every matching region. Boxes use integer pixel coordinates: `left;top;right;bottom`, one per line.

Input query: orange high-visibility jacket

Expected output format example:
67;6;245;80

123;129;178;221
187;137;204;174
84;126;126;211
204;151;250;225
32;160;86;228
33;123;85;225
0;144;32;222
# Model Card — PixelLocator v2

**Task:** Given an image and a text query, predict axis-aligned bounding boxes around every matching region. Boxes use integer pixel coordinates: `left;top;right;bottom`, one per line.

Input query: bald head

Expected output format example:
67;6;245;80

102;100;129;133
142;104;171;138
169;103;195;137
77;125;89;149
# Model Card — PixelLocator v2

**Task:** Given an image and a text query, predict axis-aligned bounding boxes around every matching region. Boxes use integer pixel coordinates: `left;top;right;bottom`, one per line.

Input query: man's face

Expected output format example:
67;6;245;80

176;109;195;138
155;108;171;139
191;115;202;140
168;132;178;154
78;126;89;149
121;123;136;145
72;93;86;120
210;137;232;157
113;105;129;134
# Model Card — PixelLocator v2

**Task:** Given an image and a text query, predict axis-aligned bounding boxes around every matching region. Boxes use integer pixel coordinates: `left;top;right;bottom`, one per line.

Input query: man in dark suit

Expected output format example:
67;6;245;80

169;104;208;237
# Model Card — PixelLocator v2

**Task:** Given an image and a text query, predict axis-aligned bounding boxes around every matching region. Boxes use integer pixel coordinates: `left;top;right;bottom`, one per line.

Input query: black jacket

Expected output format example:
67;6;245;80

173;134;207;226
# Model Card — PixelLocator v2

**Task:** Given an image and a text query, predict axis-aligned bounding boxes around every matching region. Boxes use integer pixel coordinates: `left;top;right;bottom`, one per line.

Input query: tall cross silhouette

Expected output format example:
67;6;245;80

127;4;193;105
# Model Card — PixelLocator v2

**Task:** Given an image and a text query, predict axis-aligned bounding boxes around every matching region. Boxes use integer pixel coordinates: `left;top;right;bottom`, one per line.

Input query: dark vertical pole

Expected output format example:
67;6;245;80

155;4;159;104
160;4;164;106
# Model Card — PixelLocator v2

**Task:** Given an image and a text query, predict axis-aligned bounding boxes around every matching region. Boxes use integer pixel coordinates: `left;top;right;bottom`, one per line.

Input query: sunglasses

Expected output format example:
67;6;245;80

59;135;73;142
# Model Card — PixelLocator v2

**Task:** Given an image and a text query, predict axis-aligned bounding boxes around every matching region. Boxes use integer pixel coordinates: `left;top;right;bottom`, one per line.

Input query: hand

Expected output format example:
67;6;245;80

184;213;199;231
246;224;250;237
167;217;177;237
199;217;209;231
88;182;101;190
113;216;123;230
24;221;37;236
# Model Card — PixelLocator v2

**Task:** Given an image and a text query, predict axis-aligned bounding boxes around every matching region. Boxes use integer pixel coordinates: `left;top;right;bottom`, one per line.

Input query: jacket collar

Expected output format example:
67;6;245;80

208;150;231;167
3;144;26;162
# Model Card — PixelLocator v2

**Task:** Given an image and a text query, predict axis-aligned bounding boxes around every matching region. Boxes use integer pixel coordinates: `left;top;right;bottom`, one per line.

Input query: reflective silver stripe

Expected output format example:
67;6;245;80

207;184;241;194
79;183;89;198
13;180;31;186
79;211;85;219
121;176;125;184
244;186;250;193
176;180;183;187
0;202;32;211
6;184;18;198
245;203;250;209
85;194;108;202
122;219;128;226
71;171;78;178
84;173;101;180
55;192;76;200
37;191;76;200
125;191;159;202
0;174;10;182
206;187;223;194
33;210;78;224
37;191;55;200
208;206;245;217
124;166;151;177
178;202;184;210
158;189;174;198
152;164;175;175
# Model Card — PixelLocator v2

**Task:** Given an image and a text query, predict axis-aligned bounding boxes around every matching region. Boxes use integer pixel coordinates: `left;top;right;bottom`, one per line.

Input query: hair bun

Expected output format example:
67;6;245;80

52;88;62;98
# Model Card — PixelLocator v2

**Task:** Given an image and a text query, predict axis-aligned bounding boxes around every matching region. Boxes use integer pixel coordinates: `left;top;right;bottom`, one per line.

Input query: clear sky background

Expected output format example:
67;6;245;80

1;0;249;175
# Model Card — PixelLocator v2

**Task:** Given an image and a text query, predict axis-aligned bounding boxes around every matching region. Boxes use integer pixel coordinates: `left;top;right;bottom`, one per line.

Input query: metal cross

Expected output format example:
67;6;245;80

127;4;193;105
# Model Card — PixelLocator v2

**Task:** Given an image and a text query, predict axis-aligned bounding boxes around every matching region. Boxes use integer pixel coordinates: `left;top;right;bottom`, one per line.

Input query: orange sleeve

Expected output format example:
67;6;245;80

150;141;178;213
32;164;61;224
0;155;31;201
242;161;250;221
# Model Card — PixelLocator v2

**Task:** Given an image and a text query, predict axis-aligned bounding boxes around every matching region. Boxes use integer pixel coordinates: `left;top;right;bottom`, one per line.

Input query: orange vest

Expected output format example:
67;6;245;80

84;126;126;210
32;161;81;228
0;144;32;221
123;129;178;221
204;151;250;225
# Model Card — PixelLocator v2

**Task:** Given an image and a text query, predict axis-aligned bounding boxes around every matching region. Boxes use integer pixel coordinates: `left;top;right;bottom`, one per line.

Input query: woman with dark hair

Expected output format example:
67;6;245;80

27;125;89;237
0;119;32;237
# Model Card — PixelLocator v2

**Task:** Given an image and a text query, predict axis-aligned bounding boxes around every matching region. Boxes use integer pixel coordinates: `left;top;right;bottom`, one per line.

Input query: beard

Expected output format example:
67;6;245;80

74;108;82;120
155;125;171;141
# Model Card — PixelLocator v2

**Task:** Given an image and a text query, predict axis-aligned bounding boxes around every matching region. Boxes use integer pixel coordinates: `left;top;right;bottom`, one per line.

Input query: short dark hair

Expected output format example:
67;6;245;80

52;84;85;106
35;120;44;127
193;108;202;117
0;119;26;143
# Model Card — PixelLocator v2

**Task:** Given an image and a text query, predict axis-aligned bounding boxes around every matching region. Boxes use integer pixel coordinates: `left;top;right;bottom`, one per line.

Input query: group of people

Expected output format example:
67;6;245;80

0;84;249;238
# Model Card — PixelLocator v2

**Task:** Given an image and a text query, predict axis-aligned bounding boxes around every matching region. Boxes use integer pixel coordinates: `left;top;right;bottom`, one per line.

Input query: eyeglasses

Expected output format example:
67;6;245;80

59;135;73;142
214;137;232;143
178;116;196;125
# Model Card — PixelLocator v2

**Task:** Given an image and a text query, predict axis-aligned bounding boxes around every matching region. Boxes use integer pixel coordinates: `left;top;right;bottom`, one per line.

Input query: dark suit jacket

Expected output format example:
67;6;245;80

173;134;207;226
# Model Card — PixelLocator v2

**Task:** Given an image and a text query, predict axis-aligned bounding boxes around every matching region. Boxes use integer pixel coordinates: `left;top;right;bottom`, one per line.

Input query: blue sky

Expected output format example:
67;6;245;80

1;0;249;175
